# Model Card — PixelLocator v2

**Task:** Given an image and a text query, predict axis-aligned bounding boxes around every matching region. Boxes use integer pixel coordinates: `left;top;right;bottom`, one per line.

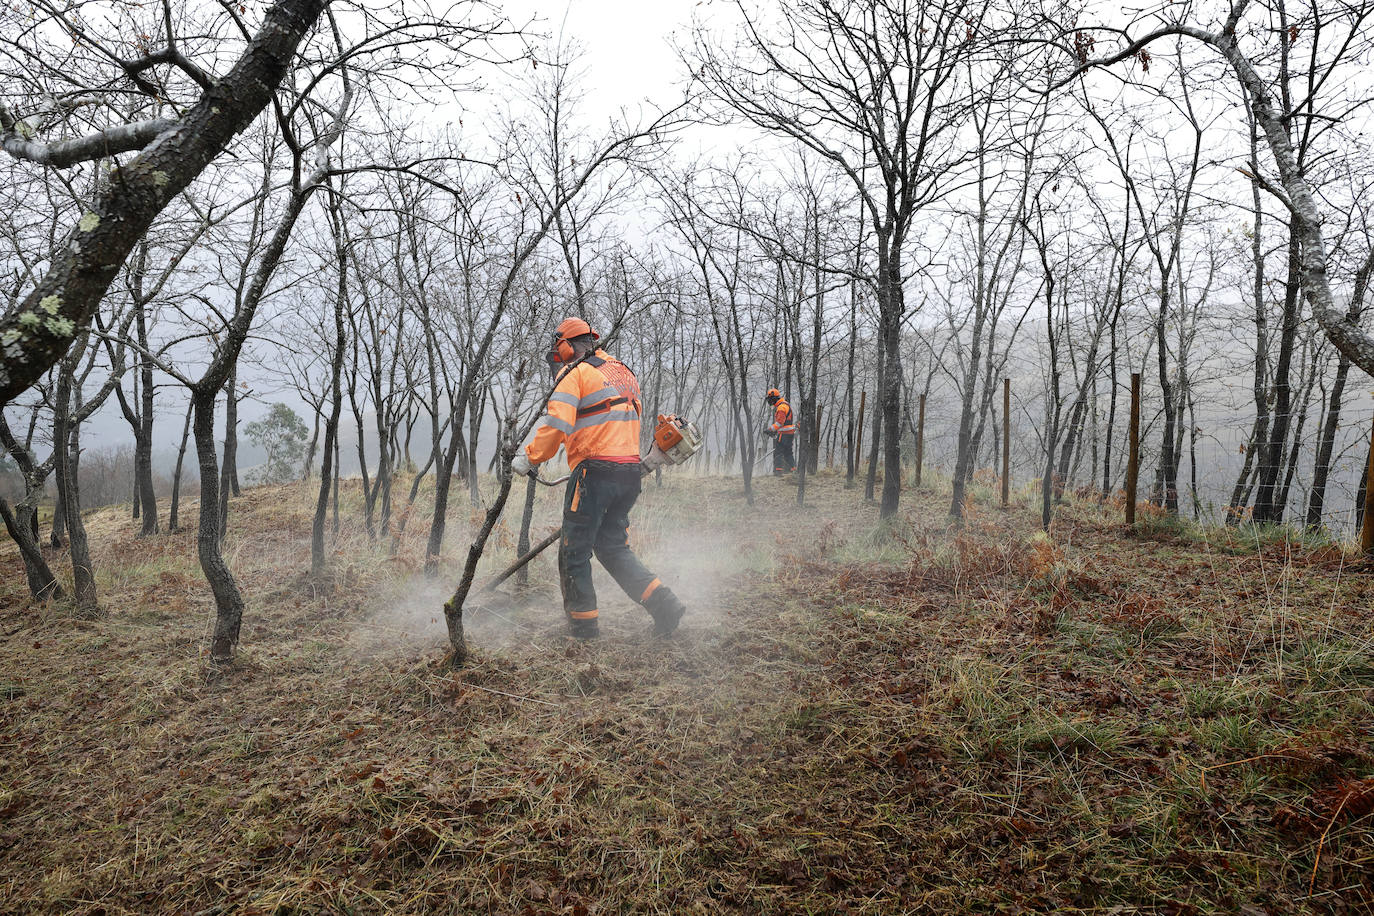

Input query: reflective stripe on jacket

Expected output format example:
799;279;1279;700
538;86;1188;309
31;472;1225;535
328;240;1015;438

771;398;797;435
527;350;643;470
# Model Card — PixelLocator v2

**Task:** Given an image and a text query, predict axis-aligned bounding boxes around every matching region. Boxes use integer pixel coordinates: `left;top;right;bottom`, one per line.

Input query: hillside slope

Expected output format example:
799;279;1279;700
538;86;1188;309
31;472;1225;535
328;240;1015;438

0;475;1371;913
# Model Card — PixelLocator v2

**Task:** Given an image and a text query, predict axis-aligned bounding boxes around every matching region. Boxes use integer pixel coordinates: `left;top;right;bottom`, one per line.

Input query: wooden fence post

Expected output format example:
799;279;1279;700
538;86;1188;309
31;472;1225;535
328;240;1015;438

1126;372;1141;526
1002;378;1010;508
1361;416;1374;554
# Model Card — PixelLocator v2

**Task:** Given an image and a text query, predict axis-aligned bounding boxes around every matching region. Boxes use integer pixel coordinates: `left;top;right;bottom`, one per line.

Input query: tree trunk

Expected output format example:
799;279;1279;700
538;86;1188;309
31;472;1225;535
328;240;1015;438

405;437;441;506
806;215;824;477
1002;379;1011;506
50;489;66;548
169;400;193;533
845;284;858;488
950;318;987;517
1357;421;1370;533
879;244;903;519
225;369;242;497
135;300;158;534
1153;280;1180;515
1305;353;1347;530
1306;251;1374;529
371;382;393;538
131;377;141;523
865;342;883;502
1228;116;1271;524
443;408;523;665
466;386;484;507
302;405;321;482
1054;388;1091;503
312;218;348;580
332;431;341;537
1277;348;1319;517
425;422;464;577
0;496;62;600
515;475;538;587
1040;274;1061;533
348;367;375;540
1253;231;1301;524
1187;385;1200;520
218;372;238;540
53;367;97;615
1102;308;1120;497
1126;373;1141;525
194;387;244;663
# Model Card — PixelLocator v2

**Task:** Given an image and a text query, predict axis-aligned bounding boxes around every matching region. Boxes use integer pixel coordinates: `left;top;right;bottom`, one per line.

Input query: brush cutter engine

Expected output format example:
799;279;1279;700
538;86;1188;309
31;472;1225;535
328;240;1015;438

642;414;703;472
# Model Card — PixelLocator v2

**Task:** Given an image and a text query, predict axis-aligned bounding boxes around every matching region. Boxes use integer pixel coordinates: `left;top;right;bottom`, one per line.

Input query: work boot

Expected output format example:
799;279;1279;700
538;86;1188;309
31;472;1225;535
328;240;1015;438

569;620;599;639
567;610;599;639
645;589;686;637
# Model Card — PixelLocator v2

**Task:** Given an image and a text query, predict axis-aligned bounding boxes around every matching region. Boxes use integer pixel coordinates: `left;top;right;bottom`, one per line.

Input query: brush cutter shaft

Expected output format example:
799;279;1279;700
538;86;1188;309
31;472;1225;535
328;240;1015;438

484;413;703;596
481;528;562;593
479;457;674;595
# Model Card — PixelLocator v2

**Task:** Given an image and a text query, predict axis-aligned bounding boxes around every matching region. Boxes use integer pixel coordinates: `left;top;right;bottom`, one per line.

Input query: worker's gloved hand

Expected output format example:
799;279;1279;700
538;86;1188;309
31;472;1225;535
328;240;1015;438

510;453;534;479
642;444;669;472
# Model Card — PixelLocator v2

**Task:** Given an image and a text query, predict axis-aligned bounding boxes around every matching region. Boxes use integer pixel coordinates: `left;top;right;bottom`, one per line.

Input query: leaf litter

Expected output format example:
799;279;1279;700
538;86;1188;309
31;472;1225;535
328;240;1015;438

0;474;1370;913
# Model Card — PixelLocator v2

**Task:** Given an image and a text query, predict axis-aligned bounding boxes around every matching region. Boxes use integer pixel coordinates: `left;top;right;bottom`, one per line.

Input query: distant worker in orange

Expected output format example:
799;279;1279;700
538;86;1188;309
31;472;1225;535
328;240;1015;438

764;388;796;476
511;317;687;639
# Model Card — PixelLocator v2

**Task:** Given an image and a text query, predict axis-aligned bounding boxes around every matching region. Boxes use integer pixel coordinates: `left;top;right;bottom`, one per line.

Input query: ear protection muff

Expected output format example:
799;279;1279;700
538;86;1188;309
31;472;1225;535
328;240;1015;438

550;332;576;364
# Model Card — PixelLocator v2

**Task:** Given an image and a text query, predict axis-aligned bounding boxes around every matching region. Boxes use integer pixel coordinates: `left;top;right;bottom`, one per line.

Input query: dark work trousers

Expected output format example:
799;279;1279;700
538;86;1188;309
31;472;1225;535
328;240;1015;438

558;461;663;622
774;432;796;475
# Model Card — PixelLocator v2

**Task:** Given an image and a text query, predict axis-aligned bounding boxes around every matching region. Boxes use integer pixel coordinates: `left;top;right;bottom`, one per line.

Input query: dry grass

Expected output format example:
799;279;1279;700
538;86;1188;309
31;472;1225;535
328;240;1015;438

0;472;1371;914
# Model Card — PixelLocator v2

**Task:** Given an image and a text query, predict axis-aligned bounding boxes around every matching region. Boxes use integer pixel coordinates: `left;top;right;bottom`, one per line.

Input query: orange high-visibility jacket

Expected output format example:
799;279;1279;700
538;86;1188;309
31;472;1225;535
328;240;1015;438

526;350;643;470
770;397;796;436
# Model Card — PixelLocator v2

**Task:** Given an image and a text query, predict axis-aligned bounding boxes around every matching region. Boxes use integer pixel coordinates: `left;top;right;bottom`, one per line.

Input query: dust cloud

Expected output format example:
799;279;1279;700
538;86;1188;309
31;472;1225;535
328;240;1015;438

349;474;767;658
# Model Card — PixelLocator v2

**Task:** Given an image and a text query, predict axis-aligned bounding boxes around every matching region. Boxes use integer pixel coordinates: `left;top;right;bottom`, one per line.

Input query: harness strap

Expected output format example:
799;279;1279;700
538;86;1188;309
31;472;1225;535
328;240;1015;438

577;396;634;418
574;355;642;418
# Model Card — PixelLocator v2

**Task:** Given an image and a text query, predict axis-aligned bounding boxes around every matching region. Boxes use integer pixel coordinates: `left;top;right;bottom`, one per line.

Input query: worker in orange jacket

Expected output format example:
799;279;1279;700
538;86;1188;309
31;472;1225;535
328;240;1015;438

764;388;796;476
511;317;687;639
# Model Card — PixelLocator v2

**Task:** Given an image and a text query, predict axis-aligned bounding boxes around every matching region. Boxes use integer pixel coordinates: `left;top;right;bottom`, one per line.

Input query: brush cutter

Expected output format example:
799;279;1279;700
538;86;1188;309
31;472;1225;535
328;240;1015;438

752;425;775;468
470;414;703;609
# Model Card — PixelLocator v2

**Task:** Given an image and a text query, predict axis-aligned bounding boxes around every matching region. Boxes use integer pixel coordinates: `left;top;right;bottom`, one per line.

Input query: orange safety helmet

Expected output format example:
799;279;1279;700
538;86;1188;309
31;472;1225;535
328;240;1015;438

550;316;599;363
765;388;781;403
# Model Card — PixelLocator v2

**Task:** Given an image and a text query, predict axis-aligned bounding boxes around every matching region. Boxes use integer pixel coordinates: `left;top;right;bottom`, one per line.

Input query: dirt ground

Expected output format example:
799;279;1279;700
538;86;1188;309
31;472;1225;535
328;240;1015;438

0;471;1371;914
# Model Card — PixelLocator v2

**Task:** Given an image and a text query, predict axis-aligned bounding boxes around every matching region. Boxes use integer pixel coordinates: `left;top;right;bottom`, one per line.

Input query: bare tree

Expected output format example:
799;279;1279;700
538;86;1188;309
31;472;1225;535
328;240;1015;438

0;0;330;406
1051;0;1374;382
948;58;1040;519
423;55;685;576
691;0;989;518
657;165;765;503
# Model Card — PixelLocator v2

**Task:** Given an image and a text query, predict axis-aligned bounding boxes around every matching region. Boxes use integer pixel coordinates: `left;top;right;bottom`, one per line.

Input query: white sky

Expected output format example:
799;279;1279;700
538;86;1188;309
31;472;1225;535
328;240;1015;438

500;0;704;118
